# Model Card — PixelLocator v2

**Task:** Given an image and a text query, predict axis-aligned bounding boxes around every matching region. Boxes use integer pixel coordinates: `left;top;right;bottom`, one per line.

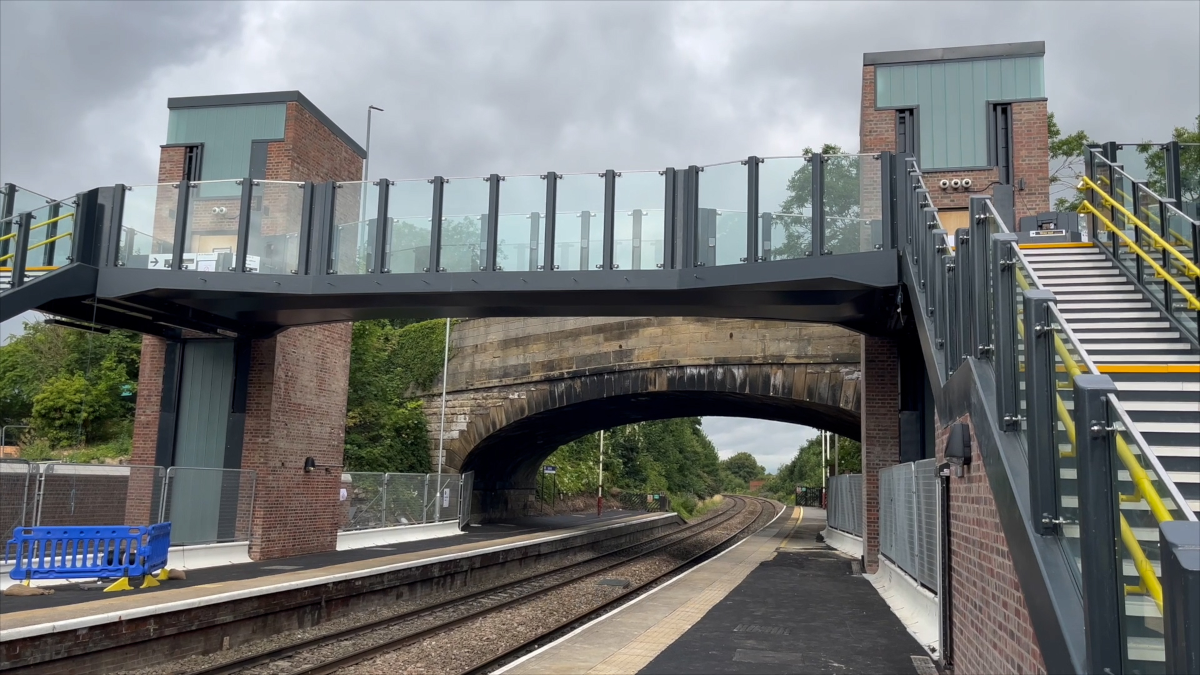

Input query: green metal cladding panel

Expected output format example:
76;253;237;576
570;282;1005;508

876;57;1045;169
166;103;286;181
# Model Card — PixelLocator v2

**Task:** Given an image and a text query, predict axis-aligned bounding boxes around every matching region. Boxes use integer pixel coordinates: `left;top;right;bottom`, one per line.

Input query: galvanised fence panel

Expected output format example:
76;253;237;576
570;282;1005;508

827;473;863;536
879;458;939;592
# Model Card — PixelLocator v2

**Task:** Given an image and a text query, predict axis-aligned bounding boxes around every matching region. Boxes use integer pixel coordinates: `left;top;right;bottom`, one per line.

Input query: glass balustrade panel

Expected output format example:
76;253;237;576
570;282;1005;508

117;184;177;269
23;198;76;269
440;177;489;273
554;173;604;271
245;181;304;274
181;180;242;272
330;181;379;275
495;175;545;272
698;160;748;266
614;170;666;271
824;154;881;254
388;179;434;274
758;157;811;261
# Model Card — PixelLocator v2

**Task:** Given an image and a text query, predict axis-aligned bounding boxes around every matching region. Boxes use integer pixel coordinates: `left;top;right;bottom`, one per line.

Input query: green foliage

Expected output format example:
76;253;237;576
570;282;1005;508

2;321;140;447
343;319;449;473
760;434;862;501
1047;111;1094;213
770;143;867;258
542;418;723;503
721;452;764;484
1139;115;1200;203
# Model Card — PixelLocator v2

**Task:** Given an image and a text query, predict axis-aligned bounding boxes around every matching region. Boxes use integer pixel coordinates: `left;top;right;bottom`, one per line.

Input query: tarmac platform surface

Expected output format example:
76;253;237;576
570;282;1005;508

502;507;933;675
0;510;665;626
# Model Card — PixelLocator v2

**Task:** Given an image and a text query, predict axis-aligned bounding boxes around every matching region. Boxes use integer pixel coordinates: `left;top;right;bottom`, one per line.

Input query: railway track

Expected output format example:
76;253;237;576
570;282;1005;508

186;496;775;675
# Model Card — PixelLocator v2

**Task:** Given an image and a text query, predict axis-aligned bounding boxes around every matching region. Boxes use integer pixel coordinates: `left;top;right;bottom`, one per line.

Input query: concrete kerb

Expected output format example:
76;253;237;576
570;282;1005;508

864;557;940;658
0;511;678;643
821;526;864;558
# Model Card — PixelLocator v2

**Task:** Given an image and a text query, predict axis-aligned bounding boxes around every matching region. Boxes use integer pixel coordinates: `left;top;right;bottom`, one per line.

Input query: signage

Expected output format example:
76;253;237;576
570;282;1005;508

543;466;557;474
442;488;451;507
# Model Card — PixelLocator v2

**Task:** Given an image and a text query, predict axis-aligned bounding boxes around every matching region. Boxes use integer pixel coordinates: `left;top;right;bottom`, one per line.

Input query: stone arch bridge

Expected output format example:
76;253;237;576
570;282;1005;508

422;317;861;516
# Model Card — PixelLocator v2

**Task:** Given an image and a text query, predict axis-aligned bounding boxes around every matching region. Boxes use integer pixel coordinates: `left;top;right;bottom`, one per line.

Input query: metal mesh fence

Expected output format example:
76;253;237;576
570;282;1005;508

827;473;862;536
36;464;166;528
161;467;256;545
339;473;463;531
879;458;939;592
1;459;35;536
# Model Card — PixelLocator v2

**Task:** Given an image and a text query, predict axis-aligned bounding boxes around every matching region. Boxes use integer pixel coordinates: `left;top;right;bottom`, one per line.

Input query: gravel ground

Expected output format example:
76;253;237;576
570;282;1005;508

340;497;775;675
112;507;731;675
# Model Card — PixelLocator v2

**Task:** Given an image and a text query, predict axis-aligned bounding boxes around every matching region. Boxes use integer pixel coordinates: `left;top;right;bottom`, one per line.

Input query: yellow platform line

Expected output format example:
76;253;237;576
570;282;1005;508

777;506;804;550
1098;364;1200;374
1018;242;1094;249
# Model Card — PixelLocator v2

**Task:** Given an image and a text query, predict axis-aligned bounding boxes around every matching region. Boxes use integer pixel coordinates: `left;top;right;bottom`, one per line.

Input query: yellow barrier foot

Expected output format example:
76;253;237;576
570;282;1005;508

104;577;134;592
140;574;160;589
156;568;170;582
22;579;31;587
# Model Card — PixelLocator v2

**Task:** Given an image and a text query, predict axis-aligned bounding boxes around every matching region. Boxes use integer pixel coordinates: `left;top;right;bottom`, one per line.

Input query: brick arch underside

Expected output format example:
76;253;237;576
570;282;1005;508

457;363;860;491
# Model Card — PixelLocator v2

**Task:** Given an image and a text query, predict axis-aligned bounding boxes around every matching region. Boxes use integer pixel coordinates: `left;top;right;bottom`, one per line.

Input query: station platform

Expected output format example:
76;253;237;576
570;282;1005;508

499;507;935;675
0;510;676;646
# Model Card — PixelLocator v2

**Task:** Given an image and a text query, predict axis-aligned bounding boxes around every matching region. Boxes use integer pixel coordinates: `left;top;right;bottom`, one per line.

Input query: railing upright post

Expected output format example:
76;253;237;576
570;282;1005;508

429;177;445;273
1073;374;1124;675
374;179;391;273
879;151;894;251
1084;145;1101;243
234;178;253;273
1163;141;1183;207
41;200;61;268
1025;290;1058;532
100;186;126;268
678;166;698;269
746;156;760;262
543;172;557;271
1161;521;1200;675
11;212;31;288
945;254;958;374
171;180;190;270
602;169;616;269
485;174;500;271
294;182;314;275
969;196;992;359
993;234;1020;426
810;153;826;256
955;230;972;367
922;207;938;292
661;168;676;269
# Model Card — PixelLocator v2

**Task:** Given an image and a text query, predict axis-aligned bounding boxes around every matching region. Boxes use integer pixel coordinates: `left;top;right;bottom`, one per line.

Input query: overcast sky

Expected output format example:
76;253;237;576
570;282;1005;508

2;1;1197;471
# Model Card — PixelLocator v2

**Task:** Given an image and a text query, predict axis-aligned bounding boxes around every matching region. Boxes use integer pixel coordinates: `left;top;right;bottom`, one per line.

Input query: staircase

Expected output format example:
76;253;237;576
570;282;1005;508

1020;241;1200;670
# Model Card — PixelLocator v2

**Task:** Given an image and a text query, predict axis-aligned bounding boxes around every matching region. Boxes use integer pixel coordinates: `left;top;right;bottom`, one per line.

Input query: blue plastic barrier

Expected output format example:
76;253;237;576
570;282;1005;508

6;523;172;591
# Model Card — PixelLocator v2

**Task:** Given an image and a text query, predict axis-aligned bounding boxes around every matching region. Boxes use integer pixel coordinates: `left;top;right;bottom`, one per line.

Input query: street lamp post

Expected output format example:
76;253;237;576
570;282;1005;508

362;105;384;181
434;316;451;521
597;430;605;516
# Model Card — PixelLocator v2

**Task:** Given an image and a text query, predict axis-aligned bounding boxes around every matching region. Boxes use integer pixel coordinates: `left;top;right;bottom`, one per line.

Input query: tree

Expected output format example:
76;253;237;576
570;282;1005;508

721;452;765;484
1047;112;1094;212
1139;115;1200;204
770;144;868;258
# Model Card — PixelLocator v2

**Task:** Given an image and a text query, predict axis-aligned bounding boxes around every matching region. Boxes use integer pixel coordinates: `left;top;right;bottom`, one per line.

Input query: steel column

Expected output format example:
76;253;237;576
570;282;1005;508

41;200;61;268
234;178;254;273
1163;141;1183;206
543;172;557;271
295;182;315;275
746;156;760;261
993;234;1019;427
879;151;894;251
1073;374;1123;675
955;230;972;367
679;166;698;268
811;153;826;256
968;195;991;358
485;174;500;271
10;212;31;288
1161;520;1200;675
374;179;391;273
102;185;126;268
1025;290;1058;533
310;182;335;275
945;254;959;373
429;177;445;272
661;168;675;269
603;169;616;269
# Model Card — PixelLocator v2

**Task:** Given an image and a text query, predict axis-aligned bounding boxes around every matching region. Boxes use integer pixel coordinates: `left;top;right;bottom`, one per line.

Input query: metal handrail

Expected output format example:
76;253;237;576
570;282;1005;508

1079;201;1200;310
1080;176;1200;281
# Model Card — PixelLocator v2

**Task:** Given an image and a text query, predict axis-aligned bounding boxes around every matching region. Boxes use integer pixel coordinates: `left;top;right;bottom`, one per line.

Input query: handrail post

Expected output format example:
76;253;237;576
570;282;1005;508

746;156;760;262
879;151;894;251
171;180;189;269
485;174;500;271
1025;289;1058;532
969;195;991;359
103;185;127;268
679;166;698;268
543;172;558;271
1163;141;1183;206
1073;374;1124;675
429;177;445;273
1161;520;1200;675
11;212;31;288
374;179;391;273
922;206;938;292
661;168;676;269
955;230;972;367
295;182;315;275
42;199;61;268
810;153;826;256
945;250;959;374
234;178;253;273
602;169;616;270
993;234;1019;425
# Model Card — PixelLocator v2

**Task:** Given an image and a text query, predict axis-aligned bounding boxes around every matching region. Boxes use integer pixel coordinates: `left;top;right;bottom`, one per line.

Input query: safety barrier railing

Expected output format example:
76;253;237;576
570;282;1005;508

339;472;464;531
826;473;862;537
879;459;939;592
0;462;259;550
0;191;77;286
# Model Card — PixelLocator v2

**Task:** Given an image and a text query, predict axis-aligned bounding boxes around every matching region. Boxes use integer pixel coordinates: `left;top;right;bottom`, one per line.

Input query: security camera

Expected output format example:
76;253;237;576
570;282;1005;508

212;206;220;215
939;179;950;190
950;179;962;189
961;178;972;189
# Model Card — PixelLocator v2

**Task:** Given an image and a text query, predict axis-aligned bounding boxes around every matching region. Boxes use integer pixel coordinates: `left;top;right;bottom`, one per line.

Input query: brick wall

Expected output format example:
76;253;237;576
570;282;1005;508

860;66;894;156
130;337;166;468
860;334;899;573
1011;100;1050;219
937;412;1047;674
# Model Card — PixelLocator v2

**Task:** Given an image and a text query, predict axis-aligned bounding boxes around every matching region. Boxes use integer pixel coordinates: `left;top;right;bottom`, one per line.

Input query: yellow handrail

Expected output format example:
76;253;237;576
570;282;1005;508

1079;201;1200;311
1014;255;1169;613
26;231;72;251
0;232;14;243
1081;176;1200;281
27;211;74;232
